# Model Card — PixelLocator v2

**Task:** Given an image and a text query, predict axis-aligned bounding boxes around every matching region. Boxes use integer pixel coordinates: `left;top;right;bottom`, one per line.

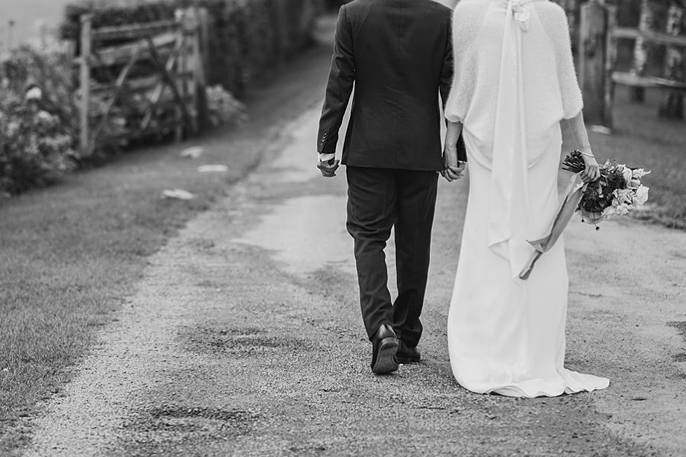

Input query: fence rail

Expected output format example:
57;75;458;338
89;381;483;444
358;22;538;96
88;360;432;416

611;27;686;48
91;20;179;41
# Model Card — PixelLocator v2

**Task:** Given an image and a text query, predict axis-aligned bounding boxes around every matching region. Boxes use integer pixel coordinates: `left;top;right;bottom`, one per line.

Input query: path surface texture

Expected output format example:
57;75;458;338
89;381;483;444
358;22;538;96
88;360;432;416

22;52;686;457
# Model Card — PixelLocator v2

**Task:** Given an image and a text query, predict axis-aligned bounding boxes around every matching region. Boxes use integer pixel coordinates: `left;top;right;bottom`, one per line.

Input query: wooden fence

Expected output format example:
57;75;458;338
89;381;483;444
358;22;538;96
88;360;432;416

578;0;686;128
77;7;207;155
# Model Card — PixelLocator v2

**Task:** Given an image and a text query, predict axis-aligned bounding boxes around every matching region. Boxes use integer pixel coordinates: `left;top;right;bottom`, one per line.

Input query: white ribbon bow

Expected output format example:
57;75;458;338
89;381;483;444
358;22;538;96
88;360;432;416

510;0;532;31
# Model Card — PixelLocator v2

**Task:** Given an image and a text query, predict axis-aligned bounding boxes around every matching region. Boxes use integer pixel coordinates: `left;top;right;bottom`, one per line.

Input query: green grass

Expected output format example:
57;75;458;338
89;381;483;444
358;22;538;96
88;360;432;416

0;139;234;452
0;46;331;454
591;86;686;229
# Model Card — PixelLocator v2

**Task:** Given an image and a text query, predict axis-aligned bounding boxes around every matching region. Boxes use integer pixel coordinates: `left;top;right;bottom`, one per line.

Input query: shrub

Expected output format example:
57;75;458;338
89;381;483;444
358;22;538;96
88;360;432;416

206;85;247;127
0;47;79;195
1;1;322;195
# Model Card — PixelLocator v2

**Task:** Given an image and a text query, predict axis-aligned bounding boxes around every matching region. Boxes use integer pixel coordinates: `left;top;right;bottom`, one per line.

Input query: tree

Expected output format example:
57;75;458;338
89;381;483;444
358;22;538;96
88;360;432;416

659;2;685;119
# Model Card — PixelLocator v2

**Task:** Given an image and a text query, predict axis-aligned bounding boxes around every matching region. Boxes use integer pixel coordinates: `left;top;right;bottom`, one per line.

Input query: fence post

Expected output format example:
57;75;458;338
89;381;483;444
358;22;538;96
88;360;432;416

174;10;185;142
197;7;211;83
659;4;685;119
184;7;203;134
630;0;653;103
193;8;209;130
579;0;610;126
79;14;92;155
604;4;618;129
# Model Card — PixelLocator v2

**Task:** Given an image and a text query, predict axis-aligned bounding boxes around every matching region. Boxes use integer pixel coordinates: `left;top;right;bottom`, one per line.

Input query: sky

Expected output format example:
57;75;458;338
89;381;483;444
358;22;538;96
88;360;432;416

0;0;72;47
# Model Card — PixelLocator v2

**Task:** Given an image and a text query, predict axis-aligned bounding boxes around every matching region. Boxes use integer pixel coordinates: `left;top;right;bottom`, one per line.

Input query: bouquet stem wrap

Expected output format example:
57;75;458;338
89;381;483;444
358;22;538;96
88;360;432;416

519;173;585;280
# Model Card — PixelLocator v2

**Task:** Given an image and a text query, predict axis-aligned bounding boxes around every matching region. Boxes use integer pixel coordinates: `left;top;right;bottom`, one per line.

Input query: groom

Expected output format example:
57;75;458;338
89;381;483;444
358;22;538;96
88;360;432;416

317;0;466;374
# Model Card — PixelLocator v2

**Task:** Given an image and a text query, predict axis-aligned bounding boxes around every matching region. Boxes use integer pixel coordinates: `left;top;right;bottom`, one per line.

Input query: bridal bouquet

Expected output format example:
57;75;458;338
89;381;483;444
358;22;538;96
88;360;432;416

519;151;651;280
561;151;651;226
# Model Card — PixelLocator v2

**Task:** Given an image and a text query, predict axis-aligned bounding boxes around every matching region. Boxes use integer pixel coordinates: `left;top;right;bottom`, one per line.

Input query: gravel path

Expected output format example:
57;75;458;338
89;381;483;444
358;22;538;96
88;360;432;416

22;84;686;457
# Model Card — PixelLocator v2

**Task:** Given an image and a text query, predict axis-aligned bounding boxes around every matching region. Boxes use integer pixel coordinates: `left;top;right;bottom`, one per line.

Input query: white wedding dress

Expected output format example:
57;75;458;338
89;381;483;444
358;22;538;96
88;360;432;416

444;0;609;397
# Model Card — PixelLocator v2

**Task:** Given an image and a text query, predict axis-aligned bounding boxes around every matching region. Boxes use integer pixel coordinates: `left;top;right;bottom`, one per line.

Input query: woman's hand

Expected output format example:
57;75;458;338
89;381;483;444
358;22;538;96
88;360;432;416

442;121;465;182
441;145;465;182
580;150;601;183
560;113;599;182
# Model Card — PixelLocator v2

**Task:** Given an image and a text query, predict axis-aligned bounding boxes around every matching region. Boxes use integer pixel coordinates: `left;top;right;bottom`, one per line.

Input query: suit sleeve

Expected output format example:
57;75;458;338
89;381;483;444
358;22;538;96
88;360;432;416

440;18;467;162
439;20;453;110
317;6;355;154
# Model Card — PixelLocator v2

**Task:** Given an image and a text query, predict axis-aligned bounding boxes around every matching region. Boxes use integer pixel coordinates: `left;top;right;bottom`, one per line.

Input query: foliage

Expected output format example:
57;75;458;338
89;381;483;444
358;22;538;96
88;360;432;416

61;0;323;97
61;2;177;40
206;85;247;128
0;47;79;195
0;0;321;196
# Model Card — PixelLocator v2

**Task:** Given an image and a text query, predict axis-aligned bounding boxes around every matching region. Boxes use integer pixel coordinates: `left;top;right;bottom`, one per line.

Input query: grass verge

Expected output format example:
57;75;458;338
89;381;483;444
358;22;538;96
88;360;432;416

591;86;686;229
0;46;331;454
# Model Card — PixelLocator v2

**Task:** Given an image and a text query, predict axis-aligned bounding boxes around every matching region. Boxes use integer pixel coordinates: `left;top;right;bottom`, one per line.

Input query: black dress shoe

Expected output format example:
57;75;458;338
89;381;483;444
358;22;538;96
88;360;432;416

371;324;399;375
396;340;421;364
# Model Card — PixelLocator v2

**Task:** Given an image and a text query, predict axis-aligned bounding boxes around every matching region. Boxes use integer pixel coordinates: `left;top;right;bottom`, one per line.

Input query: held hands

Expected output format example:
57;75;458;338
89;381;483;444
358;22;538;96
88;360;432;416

580;150;601;183
441;145;466;183
317;158;340;178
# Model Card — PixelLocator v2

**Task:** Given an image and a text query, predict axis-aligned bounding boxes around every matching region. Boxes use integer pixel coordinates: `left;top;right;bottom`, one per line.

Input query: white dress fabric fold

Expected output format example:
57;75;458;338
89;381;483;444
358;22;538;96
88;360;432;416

445;0;609;397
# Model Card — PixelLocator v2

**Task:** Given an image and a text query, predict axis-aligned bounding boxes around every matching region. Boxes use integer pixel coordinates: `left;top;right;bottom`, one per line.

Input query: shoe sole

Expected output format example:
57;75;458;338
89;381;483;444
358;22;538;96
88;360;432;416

395;355;421;364
372;338;399;375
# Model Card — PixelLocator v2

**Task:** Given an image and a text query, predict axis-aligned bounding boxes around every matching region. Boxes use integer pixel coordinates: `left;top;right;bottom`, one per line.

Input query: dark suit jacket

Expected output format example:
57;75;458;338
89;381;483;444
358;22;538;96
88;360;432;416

317;0;466;170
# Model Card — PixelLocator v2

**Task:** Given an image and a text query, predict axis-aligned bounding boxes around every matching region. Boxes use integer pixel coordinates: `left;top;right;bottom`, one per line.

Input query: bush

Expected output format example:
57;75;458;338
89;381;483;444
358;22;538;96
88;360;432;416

0;47;79;195
0;0;323;195
206;85;247;127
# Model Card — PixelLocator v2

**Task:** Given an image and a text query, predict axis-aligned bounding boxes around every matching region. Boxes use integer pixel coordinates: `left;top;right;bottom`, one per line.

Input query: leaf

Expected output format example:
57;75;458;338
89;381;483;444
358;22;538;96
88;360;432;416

162;189;195;200
197;164;229;173
180;146;204;159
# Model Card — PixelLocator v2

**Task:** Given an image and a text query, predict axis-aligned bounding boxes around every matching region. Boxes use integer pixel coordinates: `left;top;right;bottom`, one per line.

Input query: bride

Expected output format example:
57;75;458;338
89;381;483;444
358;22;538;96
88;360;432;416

441;0;610;397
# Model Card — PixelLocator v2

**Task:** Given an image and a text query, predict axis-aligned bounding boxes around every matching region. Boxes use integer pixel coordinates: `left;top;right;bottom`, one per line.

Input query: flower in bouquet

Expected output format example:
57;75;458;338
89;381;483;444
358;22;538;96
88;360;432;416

561;151;650;226
633;184;650;206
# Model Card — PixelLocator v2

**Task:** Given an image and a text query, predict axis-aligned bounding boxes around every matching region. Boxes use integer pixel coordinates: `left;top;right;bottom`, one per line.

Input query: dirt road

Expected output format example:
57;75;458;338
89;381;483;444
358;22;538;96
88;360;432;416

21;51;686;457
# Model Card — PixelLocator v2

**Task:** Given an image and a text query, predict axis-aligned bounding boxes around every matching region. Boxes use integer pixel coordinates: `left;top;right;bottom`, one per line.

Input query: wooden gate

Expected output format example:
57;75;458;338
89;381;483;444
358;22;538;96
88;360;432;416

77;8;206;155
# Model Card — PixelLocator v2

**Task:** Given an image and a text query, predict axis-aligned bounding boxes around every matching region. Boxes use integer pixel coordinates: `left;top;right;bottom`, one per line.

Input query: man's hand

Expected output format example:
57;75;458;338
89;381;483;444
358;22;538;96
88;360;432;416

441;146;466;182
317;158;340;178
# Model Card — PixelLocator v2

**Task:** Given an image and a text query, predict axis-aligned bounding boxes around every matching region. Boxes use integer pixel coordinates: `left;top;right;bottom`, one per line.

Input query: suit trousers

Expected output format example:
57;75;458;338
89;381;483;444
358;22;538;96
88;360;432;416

346;166;438;347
